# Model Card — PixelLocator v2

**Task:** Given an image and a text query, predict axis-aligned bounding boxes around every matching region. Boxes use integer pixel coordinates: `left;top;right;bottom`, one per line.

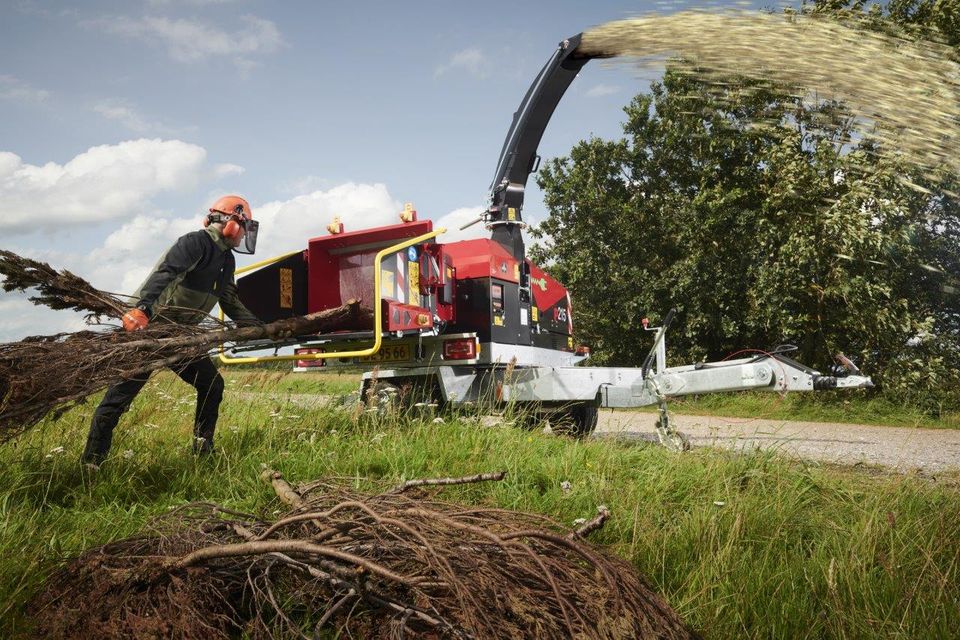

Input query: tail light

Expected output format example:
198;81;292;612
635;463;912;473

443;338;477;360
295;347;325;368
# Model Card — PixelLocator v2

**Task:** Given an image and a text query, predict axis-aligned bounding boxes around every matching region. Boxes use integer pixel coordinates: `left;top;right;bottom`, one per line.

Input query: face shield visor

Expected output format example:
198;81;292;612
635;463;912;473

233;219;259;255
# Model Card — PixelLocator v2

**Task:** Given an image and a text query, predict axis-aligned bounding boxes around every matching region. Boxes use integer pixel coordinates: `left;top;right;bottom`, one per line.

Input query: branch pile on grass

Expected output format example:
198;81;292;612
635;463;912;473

30;470;700;640
0;250;366;440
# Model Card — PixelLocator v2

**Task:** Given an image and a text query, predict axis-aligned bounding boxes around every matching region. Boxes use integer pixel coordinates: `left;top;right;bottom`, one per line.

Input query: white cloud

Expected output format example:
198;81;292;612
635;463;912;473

88;214;200;294
435;48;490;79
0;297;88;342
85;14;283;67
213;163;245;178
433;206;488;243
254;183;402;257
93;98;175;134
278;174;334;196
584;84;620;98
0;139;223;234
0;75;50;104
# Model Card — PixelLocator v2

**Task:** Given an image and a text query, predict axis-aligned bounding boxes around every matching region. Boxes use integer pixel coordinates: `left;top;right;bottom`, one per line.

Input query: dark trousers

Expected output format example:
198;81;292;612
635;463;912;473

82;357;225;463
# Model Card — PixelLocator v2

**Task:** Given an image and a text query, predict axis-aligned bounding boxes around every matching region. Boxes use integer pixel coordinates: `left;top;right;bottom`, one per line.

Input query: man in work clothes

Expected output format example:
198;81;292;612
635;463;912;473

82;195;263;465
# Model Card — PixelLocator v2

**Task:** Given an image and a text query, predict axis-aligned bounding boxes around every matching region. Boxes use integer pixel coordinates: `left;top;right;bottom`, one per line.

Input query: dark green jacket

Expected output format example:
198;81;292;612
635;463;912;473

134;226;261;326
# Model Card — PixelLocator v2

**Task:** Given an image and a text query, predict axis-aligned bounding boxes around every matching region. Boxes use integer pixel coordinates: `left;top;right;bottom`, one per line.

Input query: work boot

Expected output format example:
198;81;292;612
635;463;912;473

192;435;215;456
81;433;110;466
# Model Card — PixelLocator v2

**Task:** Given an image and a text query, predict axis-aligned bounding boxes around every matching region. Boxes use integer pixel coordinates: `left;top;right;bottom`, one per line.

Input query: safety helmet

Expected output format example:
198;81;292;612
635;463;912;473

204;195;259;254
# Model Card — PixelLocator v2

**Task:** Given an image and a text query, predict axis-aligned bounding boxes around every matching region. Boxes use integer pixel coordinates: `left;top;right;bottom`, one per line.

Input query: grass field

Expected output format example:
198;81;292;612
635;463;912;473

1;369;958;638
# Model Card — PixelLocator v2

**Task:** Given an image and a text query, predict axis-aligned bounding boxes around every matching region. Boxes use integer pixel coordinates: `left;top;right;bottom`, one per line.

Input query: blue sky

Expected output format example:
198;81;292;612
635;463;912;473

1;0;785;339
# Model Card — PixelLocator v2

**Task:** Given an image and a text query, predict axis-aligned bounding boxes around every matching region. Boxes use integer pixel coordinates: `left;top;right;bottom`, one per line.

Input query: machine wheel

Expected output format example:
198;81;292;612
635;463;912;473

553;401;599;438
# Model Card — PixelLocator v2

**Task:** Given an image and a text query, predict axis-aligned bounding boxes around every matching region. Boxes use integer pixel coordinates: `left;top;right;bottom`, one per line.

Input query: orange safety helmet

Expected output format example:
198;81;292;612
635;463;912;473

204;195;259;254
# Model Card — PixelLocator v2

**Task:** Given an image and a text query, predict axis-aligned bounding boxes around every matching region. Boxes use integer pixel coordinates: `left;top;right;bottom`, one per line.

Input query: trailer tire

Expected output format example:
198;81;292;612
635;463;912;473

554;401;599;438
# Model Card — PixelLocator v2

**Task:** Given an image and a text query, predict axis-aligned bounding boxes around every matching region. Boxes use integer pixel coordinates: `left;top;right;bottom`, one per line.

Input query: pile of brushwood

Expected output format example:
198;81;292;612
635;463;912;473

0;250;365;440
30;470;699;639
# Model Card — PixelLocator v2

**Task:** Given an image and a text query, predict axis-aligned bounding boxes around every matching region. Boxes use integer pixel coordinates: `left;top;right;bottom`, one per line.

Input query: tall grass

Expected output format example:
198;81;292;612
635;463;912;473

0;370;957;638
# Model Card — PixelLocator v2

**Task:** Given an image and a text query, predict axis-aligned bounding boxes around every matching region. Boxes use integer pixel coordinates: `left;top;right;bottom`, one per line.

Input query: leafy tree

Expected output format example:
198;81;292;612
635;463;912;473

531;61;960;411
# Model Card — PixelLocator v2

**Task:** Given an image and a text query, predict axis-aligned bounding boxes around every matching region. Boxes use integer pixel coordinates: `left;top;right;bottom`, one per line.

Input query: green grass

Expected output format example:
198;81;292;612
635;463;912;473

644;391;960;429
1;370;958;638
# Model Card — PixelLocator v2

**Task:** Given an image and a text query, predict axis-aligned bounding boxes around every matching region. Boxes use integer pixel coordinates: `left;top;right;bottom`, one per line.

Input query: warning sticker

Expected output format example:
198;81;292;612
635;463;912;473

279;268;293;309
408;260;420;303
380;269;395;299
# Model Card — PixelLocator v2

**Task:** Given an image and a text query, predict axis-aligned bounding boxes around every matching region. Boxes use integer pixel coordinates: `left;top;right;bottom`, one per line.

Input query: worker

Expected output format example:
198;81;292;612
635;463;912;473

81;195;263;466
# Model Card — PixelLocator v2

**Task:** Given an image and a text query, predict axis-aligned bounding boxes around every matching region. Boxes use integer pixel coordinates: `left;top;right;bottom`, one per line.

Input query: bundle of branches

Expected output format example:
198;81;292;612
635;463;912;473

30;471;700;640
0;304;362;440
0;250;367;440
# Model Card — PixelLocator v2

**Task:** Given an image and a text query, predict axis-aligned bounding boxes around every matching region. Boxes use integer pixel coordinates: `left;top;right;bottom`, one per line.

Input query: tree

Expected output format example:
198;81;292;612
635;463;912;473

531;62;960;411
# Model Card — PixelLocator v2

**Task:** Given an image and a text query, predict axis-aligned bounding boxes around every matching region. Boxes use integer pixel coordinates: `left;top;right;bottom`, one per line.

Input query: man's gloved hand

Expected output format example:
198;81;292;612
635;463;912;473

122;307;150;332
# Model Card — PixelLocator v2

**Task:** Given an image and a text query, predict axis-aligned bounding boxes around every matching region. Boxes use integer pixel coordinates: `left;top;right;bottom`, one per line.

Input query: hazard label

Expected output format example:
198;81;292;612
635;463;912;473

279;268;293;309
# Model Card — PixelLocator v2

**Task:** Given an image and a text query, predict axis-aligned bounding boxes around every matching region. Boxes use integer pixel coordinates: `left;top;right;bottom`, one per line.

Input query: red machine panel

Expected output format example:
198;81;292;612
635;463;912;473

384;300;433;332
305;220;434;324
528;260;572;335
441;239;520;284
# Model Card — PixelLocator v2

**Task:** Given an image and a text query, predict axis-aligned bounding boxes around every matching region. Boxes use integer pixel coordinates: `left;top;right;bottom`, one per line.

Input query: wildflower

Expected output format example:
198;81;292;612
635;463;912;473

573;518;587;526
560;480;572;493
122;449;134;460
48;446;65;455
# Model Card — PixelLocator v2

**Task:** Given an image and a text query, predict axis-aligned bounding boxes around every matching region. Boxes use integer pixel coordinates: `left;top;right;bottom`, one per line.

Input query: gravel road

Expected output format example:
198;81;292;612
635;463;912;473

594;411;960;474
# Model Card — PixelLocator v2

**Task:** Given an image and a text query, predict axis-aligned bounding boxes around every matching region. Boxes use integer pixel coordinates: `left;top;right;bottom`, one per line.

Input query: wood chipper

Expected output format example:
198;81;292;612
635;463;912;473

227;33;873;447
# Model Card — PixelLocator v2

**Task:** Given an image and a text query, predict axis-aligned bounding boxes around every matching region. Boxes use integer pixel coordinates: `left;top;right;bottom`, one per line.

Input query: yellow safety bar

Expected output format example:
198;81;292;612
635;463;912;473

218;228;446;365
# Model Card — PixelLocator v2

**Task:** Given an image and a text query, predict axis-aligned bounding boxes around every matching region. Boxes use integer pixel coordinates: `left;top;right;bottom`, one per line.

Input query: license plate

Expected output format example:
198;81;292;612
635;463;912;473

358;344;410;364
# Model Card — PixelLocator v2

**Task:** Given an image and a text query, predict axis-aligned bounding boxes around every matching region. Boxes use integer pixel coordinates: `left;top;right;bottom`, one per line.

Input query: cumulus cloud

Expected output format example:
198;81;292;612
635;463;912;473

584;83;620;98
0;297;88;342
432;206;488;243
0;139;242;234
0;75;50;104
254;183;402;257
92;98;178;134
87;214;201;294
434;48;490;79
85;14;283;67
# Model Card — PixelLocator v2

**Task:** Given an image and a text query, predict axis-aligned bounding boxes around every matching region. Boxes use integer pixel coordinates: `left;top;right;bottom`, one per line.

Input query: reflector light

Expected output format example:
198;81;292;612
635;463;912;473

294;347;325;368
443;338;476;360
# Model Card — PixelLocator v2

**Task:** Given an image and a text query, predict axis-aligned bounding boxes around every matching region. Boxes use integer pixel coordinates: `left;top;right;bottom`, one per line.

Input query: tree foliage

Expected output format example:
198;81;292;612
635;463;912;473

531;6;960;412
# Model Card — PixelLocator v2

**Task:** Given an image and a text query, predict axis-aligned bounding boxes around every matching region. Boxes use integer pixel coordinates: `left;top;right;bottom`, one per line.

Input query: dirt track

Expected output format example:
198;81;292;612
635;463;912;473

594;412;960;474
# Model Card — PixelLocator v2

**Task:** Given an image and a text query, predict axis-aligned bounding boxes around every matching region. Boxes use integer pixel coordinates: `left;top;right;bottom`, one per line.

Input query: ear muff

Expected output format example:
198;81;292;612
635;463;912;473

222;217;243;240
